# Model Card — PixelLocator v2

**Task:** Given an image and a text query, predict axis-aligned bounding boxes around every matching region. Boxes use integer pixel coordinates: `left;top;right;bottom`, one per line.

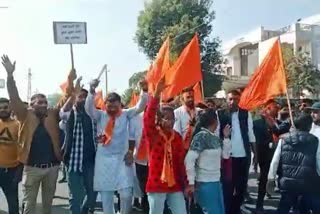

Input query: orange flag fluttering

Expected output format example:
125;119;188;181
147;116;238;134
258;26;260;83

193;82;203;104
146;38;170;93
95;90;106;110
128;91;139;108
162;34;202;101
239;39;287;110
60;82;68;93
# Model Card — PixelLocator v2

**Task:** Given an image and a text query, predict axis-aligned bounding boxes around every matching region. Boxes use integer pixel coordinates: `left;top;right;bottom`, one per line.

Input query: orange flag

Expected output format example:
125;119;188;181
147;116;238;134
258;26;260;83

60;82;68;93
128;91;139;108
162;34;202;101
95;90;106;110
146;38;170;93
239;39;287;110
193;82;203;104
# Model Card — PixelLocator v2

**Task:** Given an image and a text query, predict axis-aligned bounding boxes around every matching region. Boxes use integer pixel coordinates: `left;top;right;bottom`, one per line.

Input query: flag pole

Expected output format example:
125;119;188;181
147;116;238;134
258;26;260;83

285;90;295;128
200;80;204;99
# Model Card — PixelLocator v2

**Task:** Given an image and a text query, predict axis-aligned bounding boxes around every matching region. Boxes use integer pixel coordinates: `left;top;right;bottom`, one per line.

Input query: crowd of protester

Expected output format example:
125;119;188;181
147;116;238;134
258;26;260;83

0;54;319;214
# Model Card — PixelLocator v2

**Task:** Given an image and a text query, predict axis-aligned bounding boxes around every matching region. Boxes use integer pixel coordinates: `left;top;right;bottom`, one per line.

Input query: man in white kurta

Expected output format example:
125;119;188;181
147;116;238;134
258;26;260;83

85;80;148;214
174;88;220;141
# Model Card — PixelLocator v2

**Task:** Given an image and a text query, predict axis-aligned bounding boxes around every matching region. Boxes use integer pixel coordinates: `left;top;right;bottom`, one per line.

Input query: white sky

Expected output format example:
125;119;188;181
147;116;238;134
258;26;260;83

0;0;319;101
0;0;149;101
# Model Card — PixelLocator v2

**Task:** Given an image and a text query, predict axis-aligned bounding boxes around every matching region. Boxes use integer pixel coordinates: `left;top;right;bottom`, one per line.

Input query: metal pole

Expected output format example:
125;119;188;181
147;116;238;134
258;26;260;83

70;44;74;69
105;65;108;93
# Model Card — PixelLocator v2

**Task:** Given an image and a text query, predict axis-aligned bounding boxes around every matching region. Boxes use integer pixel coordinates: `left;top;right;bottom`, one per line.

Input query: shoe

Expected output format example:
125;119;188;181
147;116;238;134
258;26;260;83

266;192;272;199
58;178;67;183
244;194;253;203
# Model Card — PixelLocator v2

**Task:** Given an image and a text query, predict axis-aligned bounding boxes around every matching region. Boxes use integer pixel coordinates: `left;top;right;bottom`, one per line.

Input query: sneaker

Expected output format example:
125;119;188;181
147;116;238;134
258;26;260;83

58;178;67;183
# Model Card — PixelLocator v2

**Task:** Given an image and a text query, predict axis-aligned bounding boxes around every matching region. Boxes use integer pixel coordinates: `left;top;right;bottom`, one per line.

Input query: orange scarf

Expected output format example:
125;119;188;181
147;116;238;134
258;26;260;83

158;128;176;187
183;107;196;150
103;110;122;145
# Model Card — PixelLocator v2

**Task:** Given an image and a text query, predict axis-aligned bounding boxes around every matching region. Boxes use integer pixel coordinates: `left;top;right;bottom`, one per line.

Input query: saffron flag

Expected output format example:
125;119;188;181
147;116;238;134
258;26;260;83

60;82;68;93
162;34;202;101
146;38;170;93
239;39;287;110
95;90;106;110
193;82;203;104
128;91;139;108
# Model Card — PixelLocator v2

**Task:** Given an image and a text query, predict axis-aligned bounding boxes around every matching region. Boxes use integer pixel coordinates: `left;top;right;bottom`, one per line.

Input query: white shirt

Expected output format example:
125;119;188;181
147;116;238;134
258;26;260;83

268;124;320;179
230;111;256;157
174;106;220;138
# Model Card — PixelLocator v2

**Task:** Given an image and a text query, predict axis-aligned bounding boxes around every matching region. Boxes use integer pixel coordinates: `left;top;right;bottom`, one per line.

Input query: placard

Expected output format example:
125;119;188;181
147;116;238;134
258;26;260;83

53;22;87;44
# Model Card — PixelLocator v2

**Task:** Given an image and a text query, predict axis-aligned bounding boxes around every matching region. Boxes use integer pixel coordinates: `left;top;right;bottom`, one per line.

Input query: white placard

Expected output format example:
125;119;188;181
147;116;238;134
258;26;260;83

0;79;5;89
53;22;87;44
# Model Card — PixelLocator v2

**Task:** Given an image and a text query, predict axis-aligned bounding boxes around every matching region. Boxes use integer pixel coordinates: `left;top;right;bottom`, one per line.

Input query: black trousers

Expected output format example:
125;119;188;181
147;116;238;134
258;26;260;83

278;192;320;214
0;167;19;214
136;163;149;213
230;157;250;214
256;144;274;208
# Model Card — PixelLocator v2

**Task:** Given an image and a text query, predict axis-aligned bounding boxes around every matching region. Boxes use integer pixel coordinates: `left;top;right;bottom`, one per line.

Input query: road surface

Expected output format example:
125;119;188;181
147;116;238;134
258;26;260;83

0;170;279;213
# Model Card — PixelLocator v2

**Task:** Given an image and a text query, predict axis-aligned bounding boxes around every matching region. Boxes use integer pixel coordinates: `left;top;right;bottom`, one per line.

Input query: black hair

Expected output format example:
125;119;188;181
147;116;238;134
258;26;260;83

192;109;217;137
30;93;46;105
294;114;312;132
156;105;174;125
181;87;194;93
80;88;88;94
264;99;278;108
205;98;215;105
105;92;121;103
0;98;9;104
301;98;313;106
227;89;241;96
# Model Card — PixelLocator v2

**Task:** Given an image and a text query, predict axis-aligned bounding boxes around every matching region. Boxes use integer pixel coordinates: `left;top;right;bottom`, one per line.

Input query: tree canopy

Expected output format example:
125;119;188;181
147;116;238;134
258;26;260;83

281;43;320;97
134;0;223;96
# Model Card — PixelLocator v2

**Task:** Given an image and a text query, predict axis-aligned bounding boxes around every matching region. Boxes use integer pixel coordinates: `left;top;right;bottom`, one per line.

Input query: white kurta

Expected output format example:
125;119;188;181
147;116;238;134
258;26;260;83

85;91;148;191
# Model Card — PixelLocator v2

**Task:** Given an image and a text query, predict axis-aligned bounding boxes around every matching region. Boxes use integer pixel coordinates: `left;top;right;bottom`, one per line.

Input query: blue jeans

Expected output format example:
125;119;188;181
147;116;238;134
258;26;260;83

0;167;19;214
195;181;225;214
148;192;187;214
67;164;96;214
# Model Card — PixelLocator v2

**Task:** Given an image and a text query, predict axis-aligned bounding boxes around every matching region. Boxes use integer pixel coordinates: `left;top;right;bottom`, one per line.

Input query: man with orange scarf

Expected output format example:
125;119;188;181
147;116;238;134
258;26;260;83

174;88;219;151
85;79;148;214
144;78;187;214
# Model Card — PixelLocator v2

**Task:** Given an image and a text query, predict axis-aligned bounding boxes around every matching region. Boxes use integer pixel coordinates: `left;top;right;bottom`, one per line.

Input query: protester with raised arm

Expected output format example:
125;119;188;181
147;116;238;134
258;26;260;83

85;78;148;214
0;97;21;214
2;55;75;214
59;77;97;214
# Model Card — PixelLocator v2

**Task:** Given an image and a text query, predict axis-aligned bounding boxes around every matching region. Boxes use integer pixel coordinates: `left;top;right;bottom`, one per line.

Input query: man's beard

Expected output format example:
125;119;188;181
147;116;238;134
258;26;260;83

185;101;194;109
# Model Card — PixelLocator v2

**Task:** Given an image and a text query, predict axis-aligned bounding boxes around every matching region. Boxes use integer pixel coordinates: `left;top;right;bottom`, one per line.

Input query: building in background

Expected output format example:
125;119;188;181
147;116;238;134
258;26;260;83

219;13;320;96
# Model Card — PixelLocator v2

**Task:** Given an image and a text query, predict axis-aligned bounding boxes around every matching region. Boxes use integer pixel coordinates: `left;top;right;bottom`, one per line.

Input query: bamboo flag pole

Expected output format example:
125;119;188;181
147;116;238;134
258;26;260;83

200;80;204;99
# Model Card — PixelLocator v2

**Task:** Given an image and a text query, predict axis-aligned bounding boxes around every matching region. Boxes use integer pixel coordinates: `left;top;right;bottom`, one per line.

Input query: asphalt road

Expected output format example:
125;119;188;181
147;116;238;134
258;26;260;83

0;170;279;214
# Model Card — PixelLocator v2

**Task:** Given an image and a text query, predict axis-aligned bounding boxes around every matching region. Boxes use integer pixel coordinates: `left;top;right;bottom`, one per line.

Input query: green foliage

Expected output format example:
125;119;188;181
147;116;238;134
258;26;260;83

122;88;134;106
128;71;147;90
281;43;320;97
134;0;223;96
47;93;62;107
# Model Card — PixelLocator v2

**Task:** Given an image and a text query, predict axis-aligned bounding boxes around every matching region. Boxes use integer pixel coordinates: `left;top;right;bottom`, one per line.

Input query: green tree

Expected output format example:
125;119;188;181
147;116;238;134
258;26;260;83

281;43;320;97
134;0;222;96
128;71;147;90
47;93;62;107
286;52;320;97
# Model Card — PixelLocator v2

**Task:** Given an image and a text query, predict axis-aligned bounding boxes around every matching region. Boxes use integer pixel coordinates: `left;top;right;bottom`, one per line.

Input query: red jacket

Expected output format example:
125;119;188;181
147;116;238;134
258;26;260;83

144;96;186;193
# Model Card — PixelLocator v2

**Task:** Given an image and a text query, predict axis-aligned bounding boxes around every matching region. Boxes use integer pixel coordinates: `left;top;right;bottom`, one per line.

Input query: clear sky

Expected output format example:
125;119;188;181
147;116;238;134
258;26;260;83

0;0;319;101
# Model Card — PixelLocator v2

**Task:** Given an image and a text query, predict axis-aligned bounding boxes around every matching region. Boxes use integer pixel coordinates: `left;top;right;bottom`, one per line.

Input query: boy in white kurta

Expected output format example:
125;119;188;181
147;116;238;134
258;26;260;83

85;79;148;214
